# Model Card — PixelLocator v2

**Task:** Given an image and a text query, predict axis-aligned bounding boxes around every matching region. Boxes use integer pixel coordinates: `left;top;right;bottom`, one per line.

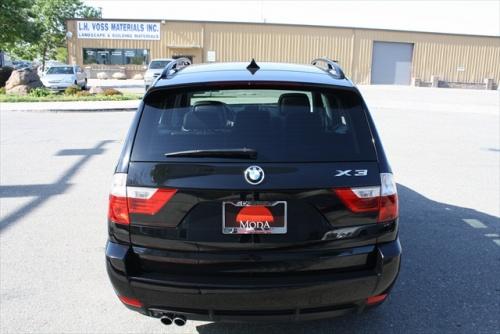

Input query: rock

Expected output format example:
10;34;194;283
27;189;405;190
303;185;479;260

89;86;104;94
132;73;143;80
7;85;31;95
0;66;13;87
112;72;127;80
5;69;43;95
97;72;108;80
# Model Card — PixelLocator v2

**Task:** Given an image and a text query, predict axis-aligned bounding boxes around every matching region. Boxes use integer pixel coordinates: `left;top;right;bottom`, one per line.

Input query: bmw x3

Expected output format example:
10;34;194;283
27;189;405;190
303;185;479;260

106;58;401;326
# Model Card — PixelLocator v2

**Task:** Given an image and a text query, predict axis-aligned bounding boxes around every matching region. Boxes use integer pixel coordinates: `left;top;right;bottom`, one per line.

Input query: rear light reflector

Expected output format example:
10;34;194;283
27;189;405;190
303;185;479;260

366;293;387;305
107;173;177;225
118;295;143;308
333;173;398;223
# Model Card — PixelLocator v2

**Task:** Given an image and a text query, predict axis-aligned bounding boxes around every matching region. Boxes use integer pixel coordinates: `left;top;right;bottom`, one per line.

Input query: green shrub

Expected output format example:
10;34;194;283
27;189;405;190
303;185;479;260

0;87;5;95
102;88;122;96
29;87;51;97
64;84;81;95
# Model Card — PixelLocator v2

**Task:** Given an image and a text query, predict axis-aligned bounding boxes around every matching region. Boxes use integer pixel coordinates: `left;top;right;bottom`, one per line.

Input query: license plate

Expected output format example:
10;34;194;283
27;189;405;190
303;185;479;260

222;201;287;234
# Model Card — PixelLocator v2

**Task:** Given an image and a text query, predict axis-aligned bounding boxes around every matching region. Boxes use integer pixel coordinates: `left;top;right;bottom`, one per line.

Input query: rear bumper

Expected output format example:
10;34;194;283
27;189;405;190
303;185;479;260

106;238;401;322
42;82;73;90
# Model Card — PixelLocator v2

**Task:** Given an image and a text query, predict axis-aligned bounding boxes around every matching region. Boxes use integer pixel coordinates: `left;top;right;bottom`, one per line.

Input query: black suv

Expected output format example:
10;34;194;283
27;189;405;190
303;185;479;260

106;58;401;326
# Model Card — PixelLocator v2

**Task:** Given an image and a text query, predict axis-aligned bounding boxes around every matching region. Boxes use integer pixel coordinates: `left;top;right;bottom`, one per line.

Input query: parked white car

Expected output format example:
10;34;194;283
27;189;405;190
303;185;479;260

144;59;173;90
41;65;87;90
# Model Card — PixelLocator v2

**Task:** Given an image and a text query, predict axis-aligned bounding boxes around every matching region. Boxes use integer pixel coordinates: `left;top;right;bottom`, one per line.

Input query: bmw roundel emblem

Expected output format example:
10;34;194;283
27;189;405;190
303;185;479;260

244;166;265;185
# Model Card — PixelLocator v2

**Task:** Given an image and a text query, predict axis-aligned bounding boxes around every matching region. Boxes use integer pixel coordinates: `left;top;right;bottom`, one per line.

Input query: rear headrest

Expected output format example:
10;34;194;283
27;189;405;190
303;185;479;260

193;100;225;107
278;93;311;114
234;108;271;132
182;104;226;130
193;100;233;121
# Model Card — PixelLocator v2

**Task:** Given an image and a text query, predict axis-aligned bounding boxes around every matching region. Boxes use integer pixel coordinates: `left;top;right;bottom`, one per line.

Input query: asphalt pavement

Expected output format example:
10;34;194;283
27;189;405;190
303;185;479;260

0;86;499;333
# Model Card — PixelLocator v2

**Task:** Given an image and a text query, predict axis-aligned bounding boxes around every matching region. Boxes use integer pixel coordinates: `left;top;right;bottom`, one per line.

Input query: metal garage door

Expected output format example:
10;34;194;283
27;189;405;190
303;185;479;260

371;42;413;85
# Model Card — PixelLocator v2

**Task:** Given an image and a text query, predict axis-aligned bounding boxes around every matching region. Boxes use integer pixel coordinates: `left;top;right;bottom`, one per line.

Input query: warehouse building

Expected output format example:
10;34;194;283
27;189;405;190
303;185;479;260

66;18;500;88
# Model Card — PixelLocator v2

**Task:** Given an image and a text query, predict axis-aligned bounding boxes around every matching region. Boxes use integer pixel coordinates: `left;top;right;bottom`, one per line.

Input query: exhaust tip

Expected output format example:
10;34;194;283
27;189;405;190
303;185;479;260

173;315;186;326
160;313;174;325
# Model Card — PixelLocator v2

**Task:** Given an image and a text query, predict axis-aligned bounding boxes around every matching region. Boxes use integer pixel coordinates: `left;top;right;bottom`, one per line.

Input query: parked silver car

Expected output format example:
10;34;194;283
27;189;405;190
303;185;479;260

143;59;173;90
41;65;87;90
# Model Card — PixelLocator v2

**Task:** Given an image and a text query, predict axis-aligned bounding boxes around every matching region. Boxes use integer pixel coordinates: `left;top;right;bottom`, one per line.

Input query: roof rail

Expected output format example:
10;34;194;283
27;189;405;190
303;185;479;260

311;58;345;79
158;57;192;80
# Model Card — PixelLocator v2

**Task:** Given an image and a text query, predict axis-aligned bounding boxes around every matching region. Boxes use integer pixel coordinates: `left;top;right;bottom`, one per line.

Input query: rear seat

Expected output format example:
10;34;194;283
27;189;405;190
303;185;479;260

278;93;322;140
233;106;272;133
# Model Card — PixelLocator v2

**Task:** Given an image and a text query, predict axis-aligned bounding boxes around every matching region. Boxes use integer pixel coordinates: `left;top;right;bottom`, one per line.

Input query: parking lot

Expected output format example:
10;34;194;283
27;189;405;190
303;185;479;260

1;86;499;333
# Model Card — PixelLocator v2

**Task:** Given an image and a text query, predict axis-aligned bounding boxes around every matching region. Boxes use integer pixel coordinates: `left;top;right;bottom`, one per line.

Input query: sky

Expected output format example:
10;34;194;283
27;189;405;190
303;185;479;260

83;0;500;37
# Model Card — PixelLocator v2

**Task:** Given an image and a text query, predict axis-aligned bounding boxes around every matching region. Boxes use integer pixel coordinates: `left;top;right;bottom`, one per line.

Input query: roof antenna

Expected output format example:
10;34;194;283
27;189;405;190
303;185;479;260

246;58;260;75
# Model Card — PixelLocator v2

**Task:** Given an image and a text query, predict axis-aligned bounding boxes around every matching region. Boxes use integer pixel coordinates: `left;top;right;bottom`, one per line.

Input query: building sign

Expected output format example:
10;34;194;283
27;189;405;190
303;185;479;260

207;51;216;62
77;21;160;40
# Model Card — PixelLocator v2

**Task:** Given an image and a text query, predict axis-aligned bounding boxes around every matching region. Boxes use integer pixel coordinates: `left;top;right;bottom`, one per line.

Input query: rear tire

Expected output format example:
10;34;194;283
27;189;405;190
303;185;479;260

82;78;87;90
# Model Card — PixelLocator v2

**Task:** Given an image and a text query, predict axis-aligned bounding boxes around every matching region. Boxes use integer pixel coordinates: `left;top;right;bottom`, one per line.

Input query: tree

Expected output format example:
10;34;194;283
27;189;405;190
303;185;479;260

32;0;101;69
54;47;68;64
4;0;101;67
0;0;36;51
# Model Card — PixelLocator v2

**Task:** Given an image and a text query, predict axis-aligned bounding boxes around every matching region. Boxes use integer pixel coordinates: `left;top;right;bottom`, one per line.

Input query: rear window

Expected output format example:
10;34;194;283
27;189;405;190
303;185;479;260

132;86;377;162
149;60;171;69
46;66;74;74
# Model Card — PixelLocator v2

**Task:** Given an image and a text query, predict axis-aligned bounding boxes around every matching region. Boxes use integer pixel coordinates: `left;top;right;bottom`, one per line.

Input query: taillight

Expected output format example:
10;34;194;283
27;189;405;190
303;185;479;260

107;173;177;225
334;173;398;223
108;173;129;225
334;187;380;213
378;173;398;222
127;187;177;215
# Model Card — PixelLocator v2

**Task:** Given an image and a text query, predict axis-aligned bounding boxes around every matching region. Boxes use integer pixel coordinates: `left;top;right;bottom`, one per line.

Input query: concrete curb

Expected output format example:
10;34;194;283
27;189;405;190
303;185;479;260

0;100;141;113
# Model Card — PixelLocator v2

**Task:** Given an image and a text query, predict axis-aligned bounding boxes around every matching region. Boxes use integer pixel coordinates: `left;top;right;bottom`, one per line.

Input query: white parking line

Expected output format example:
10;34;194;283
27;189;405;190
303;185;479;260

493;239;500;247
462;219;487;229
485;233;499;238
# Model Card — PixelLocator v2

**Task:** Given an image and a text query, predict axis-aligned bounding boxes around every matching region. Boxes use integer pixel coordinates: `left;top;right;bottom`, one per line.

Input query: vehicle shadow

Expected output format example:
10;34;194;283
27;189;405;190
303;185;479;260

0;140;115;232
196;184;500;334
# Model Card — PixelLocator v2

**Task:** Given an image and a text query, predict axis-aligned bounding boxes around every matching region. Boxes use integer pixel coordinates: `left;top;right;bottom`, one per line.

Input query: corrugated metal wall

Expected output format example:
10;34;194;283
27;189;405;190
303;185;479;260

354;29;500;84
165;22;203;48
67;20;500;84
203;23;354;75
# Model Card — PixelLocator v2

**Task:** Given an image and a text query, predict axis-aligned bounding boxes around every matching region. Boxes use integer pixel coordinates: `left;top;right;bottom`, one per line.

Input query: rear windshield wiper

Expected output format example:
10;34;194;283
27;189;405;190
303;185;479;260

164;148;257;159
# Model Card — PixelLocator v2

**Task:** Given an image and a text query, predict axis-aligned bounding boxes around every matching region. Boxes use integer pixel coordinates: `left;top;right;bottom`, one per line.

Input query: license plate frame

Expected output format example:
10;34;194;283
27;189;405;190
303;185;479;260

222;201;287;235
